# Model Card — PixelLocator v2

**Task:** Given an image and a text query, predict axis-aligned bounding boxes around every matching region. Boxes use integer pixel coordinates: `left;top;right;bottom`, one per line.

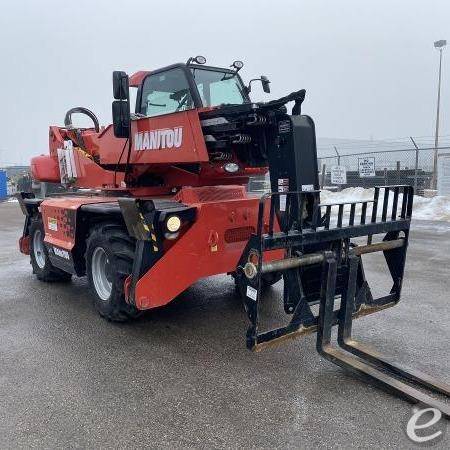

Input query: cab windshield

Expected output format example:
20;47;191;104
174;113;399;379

190;68;248;107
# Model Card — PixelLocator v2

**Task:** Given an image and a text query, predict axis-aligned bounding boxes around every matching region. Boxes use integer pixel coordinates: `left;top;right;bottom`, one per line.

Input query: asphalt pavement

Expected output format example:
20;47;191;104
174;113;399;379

0;200;449;449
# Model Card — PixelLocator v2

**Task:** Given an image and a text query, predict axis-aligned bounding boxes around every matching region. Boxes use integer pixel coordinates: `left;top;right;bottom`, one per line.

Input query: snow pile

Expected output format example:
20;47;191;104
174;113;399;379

321;187;450;222
412;194;450;221
321;187;374;205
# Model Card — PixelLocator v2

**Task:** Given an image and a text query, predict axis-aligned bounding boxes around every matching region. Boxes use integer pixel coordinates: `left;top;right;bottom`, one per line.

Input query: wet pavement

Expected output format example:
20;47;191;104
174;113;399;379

0;201;449;448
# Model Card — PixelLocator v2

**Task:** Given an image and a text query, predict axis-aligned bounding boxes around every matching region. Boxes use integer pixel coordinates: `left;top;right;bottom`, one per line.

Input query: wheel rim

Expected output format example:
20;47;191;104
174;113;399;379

91;247;112;301
33;229;46;269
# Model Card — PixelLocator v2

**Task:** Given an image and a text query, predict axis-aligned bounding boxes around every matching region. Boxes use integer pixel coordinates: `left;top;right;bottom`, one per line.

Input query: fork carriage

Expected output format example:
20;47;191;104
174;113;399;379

236;185;450;417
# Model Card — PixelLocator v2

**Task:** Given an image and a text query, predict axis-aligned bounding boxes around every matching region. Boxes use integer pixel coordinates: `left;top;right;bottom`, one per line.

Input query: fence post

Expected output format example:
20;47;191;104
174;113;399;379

384;168;388;185
320;164;326;189
409;136;419;194
334;146;341;166
396;161;401;184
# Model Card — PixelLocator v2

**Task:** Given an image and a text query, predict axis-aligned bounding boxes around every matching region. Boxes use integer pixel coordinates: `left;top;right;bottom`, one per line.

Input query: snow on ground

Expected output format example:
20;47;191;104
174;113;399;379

321;187;450;222
6;197;18;203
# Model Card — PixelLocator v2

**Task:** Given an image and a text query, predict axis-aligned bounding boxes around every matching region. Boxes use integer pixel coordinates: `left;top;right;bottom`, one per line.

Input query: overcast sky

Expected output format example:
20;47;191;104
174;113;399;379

0;0;449;165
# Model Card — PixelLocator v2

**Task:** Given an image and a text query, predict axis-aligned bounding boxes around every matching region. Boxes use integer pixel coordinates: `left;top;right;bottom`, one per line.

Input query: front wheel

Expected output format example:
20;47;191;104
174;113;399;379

86;223;141;322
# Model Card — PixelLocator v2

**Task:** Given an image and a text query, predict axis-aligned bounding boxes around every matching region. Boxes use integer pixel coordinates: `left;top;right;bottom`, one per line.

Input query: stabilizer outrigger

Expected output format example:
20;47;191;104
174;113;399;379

237;186;450;417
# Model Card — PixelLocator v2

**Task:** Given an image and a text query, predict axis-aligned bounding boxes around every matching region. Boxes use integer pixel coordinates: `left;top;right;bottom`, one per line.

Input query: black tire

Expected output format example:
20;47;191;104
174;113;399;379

29;216;72;282
85;223;141;322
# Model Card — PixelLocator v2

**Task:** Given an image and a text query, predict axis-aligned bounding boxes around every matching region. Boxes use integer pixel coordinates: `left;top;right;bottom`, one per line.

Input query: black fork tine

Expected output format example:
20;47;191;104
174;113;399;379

317;255;450;418
334;256;449;415
320;343;450;417
341;340;450;398
316;253;338;351
338;256;450;397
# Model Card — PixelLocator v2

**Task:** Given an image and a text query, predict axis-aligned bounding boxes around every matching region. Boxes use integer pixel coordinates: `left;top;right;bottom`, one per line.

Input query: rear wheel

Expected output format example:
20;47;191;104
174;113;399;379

86;223;141;322
29;216;72;282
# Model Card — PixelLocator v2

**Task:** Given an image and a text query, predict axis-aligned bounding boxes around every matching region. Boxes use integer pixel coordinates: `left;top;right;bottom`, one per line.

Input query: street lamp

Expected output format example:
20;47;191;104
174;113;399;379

432;39;446;190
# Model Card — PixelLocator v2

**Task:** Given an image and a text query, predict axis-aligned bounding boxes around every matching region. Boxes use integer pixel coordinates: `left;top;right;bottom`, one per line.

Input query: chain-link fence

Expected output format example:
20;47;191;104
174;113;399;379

248;146;450;195
318;147;450;195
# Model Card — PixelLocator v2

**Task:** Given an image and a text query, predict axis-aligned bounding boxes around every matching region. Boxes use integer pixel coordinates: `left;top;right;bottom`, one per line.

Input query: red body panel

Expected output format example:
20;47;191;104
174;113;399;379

134;192;281;310
98;110;209;165
19;235;31;255
37;189;281;310
74;151;124;188
30;155;60;182
129;71;150;87
40;197;114;250
36;112;267;191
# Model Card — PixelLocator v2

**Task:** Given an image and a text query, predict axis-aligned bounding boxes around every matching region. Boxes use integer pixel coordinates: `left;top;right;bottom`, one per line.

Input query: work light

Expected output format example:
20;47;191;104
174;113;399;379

224;163;239;173
194;55;206;64
166;216;181;232
231;60;244;70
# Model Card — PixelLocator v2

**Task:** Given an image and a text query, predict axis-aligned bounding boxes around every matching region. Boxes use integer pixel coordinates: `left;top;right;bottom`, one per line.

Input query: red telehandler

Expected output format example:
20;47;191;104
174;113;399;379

17;57;449;415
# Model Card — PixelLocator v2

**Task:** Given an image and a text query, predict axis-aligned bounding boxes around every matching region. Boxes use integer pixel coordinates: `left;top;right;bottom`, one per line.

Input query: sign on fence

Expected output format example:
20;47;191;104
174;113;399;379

438;155;450;196
330;166;347;185
358;157;376;177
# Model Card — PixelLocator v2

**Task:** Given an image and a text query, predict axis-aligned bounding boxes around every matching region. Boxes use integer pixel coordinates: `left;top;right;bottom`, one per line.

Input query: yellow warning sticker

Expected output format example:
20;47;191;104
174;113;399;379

48;217;58;232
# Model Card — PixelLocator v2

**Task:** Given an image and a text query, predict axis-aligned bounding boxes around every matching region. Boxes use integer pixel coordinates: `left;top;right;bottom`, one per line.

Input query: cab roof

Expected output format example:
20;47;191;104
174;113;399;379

128;63;237;88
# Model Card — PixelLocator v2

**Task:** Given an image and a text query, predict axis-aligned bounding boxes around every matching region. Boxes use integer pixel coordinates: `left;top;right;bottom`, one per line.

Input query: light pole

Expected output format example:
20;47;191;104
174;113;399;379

432;39;446;190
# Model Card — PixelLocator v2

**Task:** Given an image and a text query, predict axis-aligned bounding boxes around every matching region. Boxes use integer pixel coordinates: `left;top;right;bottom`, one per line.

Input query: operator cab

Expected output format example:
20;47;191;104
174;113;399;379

111;57;309;174
131;56;270;118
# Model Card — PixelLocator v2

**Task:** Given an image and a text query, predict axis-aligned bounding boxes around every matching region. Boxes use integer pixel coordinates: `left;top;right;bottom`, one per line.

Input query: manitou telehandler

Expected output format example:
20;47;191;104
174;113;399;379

17;56;449;415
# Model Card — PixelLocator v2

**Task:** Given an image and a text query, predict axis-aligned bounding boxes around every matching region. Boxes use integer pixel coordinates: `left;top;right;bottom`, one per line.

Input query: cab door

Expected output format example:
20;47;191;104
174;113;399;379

130;66;208;164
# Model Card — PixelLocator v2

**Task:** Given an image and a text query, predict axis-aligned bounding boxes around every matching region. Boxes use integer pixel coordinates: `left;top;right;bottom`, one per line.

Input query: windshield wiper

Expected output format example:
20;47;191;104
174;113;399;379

220;72;236;81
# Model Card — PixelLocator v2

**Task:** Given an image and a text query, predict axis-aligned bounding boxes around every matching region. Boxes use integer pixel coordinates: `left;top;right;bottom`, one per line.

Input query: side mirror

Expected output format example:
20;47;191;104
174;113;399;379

112;71;130;138
112;100;130;138
261;75;271;93
113;71;129;100
246;76;271;94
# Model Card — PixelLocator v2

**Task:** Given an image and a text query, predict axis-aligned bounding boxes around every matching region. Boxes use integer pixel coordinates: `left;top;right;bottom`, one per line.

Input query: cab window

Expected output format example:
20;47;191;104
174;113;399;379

140;68;194;117
191;68;247;106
